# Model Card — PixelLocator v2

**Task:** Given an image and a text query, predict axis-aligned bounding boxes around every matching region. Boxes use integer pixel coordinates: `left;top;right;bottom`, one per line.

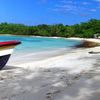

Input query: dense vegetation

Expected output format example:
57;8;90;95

0;19;100;38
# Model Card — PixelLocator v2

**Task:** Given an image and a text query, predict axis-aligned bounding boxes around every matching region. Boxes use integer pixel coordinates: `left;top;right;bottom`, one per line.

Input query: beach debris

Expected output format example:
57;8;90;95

89;51;100;54
76;40;100;48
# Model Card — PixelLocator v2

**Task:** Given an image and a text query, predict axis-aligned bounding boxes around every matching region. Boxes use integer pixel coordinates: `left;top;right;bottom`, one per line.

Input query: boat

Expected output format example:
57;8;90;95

0;41;21;70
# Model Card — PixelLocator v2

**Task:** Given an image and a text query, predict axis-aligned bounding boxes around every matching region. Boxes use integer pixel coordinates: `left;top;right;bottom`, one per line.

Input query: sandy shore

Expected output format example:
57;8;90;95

0;38;100;100
68;37;100;43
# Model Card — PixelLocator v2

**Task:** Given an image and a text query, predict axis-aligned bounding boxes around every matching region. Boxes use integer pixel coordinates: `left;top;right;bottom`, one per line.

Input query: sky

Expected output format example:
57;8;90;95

0;0;100;25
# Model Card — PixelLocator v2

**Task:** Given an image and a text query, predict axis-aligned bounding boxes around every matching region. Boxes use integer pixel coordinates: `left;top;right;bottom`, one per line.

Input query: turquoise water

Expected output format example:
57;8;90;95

0;35;80;54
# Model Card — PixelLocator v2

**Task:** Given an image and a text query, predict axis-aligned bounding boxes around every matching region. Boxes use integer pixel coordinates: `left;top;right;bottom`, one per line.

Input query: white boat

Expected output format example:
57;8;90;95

0;41;21;70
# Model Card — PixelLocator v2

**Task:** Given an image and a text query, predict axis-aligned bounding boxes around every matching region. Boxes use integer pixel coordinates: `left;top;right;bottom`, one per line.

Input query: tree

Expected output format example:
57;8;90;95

0;19;100;38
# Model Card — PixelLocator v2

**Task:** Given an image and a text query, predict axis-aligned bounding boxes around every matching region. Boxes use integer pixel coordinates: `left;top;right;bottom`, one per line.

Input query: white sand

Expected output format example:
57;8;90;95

68;37;100;43
0;38;100;100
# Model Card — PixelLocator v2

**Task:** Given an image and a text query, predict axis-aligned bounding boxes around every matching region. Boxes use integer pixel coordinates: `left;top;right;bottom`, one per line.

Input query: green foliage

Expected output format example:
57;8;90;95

0;19;100;38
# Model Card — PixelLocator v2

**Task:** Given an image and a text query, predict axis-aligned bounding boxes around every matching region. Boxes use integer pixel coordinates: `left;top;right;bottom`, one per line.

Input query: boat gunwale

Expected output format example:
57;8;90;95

0;41;21;47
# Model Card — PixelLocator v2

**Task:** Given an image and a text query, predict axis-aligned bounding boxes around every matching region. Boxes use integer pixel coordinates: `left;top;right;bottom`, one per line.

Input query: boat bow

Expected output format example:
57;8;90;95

0;41;21;70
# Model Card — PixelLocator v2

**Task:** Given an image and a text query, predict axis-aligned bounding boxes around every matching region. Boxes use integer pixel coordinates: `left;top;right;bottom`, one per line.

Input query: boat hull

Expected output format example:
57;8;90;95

0;54;11;70
0;41;21;70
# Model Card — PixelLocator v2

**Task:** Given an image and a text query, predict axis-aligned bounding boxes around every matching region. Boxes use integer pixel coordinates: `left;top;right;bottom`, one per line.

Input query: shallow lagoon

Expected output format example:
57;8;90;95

0;35;80;53
0;35;81;64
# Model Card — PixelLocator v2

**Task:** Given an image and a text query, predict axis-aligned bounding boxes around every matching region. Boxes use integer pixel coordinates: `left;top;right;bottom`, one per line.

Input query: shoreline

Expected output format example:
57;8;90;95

0;34;100;40
16;46;100;72
8;47;73;65
68;37;100;43
6;35;99;66
7;44;100;73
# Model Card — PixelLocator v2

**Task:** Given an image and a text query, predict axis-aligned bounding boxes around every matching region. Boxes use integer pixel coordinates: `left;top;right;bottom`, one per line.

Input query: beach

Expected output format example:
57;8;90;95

0;39;100;100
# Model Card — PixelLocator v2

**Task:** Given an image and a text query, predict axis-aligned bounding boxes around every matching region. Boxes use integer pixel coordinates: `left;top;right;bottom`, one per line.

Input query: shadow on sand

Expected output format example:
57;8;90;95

0;56;100;100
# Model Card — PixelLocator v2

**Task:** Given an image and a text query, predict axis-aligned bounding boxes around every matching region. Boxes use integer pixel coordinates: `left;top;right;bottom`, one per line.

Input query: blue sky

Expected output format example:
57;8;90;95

0;0;100;25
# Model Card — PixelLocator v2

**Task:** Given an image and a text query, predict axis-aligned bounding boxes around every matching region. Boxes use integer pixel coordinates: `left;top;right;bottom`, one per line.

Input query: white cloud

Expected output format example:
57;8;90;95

51;0;98;15
38;0;48;4
90;9;97;12
60;0;73;4
94;0;100;2
53;0;78;13
82;2;90;5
